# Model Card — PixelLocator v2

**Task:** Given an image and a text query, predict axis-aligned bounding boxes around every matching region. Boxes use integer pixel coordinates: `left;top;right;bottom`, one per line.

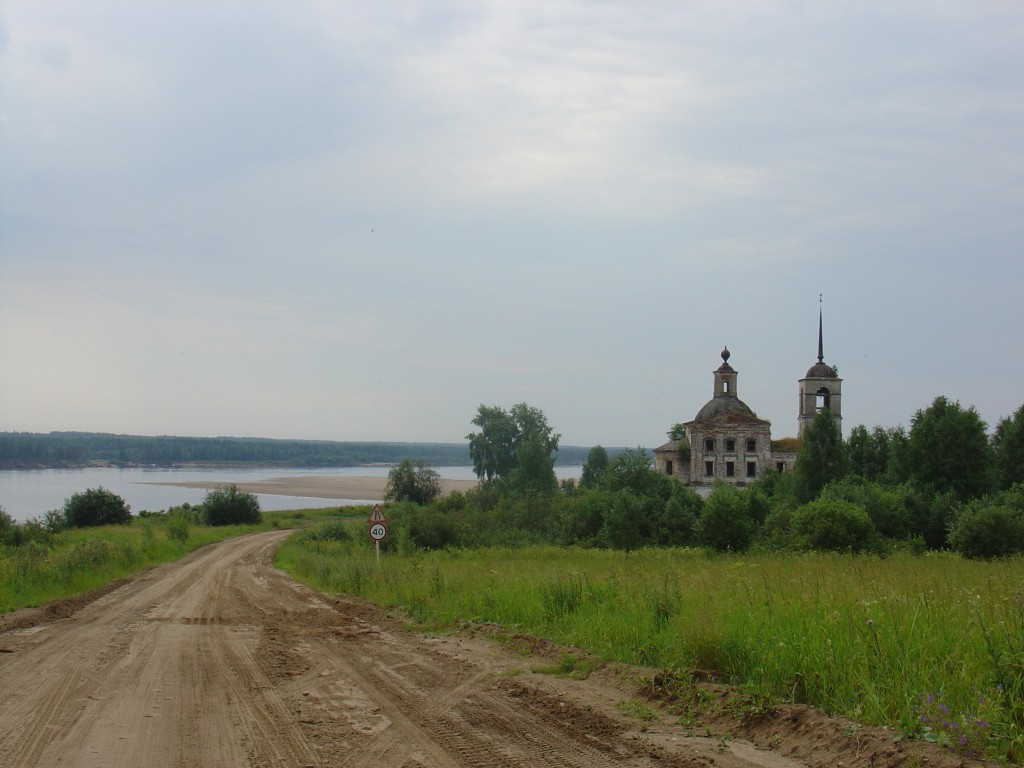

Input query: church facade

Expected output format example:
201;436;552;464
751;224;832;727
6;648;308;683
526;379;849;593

653;314;841;487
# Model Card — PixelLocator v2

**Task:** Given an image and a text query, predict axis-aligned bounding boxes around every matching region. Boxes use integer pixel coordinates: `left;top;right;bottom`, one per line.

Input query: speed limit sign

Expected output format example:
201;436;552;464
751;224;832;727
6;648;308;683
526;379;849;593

369;522;387;541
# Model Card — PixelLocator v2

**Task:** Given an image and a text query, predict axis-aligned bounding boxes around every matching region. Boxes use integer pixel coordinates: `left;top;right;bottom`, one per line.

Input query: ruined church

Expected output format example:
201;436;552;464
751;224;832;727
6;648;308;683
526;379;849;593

653;311;842;486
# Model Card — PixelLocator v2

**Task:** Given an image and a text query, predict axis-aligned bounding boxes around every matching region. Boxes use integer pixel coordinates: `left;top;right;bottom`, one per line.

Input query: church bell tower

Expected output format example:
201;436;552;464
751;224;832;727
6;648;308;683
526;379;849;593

798;302;842;438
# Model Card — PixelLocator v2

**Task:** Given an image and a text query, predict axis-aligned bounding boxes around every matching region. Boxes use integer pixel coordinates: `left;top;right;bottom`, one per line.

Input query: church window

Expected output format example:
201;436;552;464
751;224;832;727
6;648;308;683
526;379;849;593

776;462;785;473
705;461;714;477
746;462;757;478
704;438;715;452
726;461;735;477
725;439;736;452
746;439;756;452
666;460;673;476
723;380;731;393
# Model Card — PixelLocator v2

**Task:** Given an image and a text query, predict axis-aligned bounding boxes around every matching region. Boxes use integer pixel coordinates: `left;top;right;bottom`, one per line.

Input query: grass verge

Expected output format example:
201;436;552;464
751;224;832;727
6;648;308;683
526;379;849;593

276;529;1024;763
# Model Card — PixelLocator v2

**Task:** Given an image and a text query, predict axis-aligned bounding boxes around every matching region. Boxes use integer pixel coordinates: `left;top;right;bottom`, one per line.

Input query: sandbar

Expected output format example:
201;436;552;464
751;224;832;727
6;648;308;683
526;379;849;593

151;475;478;501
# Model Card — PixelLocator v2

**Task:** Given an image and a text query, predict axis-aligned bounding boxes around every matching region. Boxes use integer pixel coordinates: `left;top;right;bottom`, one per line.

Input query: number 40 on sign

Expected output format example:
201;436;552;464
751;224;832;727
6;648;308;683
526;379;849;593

367;504;387;564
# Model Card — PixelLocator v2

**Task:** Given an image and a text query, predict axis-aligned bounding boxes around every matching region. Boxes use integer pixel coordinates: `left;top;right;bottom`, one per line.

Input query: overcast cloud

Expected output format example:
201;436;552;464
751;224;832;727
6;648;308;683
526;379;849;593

1;1;1022;448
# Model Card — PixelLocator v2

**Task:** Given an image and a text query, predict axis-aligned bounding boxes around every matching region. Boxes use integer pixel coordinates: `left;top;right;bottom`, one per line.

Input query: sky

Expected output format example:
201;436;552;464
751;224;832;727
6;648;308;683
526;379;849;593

1;1;1022;450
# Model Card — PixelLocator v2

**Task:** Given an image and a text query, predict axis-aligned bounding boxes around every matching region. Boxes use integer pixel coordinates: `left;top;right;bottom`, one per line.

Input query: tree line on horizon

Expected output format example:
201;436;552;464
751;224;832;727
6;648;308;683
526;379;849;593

0;431;602;470
0;431;472;468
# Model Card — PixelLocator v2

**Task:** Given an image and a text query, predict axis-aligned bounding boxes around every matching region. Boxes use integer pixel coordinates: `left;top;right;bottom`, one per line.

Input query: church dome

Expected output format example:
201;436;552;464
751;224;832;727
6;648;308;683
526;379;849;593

805;361;838;379
694;396;755;421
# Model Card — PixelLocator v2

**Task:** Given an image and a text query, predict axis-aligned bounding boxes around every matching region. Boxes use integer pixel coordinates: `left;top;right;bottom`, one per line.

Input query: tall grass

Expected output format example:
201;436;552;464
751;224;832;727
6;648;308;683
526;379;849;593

276;533;1024;762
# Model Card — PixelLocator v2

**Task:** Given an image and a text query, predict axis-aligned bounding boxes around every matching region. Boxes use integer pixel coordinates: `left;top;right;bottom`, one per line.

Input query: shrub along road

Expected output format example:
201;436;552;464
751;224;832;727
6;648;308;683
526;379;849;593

0;530;974;768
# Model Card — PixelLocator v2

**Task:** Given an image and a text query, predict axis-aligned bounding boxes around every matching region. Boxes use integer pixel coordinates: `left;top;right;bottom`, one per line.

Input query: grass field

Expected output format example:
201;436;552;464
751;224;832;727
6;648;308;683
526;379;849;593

276;530;1024;762
0;507;348;613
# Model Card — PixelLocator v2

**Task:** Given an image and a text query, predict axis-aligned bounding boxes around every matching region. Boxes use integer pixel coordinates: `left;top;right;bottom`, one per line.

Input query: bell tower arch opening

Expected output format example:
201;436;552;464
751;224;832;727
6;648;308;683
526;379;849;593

816;387;831;412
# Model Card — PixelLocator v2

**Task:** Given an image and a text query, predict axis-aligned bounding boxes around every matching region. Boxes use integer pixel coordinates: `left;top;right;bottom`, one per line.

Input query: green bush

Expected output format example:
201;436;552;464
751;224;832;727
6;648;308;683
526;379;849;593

41;509;69;533
201;485;261;526
792;498;877;553
554;489;610;546
16;519;54;547
760;506;799;550
949;492;1024;559
165;513;191;545
898;486;960;550
697;483;755;552
399;506;463;550
821;478;914;539
63;487;132;527
1;507;55;548
303;519;354;543
600;490;645;551
653;490;701;547
0;506;15;546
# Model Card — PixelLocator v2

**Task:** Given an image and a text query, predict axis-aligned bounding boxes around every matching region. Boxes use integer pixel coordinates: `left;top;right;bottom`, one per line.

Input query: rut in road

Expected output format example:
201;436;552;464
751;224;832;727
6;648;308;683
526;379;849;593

0;530;807;768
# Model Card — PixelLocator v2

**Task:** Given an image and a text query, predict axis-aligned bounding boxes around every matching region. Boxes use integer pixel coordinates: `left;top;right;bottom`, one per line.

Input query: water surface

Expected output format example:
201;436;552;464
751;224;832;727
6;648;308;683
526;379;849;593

0;465;581;521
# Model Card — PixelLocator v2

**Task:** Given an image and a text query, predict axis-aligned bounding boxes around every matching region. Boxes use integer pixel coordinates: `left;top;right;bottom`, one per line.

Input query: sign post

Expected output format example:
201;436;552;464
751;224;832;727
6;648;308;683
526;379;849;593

367;504;388;565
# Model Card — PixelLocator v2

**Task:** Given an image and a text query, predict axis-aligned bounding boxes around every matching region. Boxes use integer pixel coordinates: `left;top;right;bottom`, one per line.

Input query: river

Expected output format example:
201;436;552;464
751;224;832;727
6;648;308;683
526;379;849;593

0;465;583;522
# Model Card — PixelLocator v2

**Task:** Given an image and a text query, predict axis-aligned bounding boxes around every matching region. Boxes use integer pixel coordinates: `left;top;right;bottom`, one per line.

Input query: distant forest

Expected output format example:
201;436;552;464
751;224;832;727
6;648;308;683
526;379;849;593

0;432;596;470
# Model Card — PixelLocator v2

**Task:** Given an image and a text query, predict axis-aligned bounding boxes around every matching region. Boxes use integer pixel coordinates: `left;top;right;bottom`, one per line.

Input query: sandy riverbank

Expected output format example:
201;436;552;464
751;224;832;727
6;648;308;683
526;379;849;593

151;475;478;501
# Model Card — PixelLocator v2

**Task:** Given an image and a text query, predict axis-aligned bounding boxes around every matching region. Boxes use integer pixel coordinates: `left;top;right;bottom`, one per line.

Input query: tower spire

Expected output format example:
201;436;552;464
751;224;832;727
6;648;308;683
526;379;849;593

817;294;824;363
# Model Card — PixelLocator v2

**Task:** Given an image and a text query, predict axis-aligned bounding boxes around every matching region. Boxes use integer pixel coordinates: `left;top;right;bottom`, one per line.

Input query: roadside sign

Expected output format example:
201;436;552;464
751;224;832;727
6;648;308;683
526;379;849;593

367;503;387;523
369;523;387;541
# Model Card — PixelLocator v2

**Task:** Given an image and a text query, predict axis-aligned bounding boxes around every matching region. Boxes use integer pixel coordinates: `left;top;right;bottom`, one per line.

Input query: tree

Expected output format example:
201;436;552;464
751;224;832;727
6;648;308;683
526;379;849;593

904;396;992;500
993;404;1024;490
602;448;672;498
385;459;442;505
556;488;613;546
600;490;645;551
580;445;610;489
654;488;703;546
467;403;559;481
884;426;912;484
63;487;132;527
847;425;892;481
0;506;15;545
793;408;848;503
507;434;558;496
667;423;691;465
202;484;261;526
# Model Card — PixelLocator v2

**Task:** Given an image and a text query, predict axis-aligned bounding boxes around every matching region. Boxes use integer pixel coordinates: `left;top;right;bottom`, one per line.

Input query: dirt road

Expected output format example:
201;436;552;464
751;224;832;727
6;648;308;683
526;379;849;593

0;531;962;768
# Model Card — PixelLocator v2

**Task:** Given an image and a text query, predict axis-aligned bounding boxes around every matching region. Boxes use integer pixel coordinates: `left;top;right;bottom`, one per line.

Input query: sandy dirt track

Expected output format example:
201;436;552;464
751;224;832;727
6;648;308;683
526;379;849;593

0;531;972;768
